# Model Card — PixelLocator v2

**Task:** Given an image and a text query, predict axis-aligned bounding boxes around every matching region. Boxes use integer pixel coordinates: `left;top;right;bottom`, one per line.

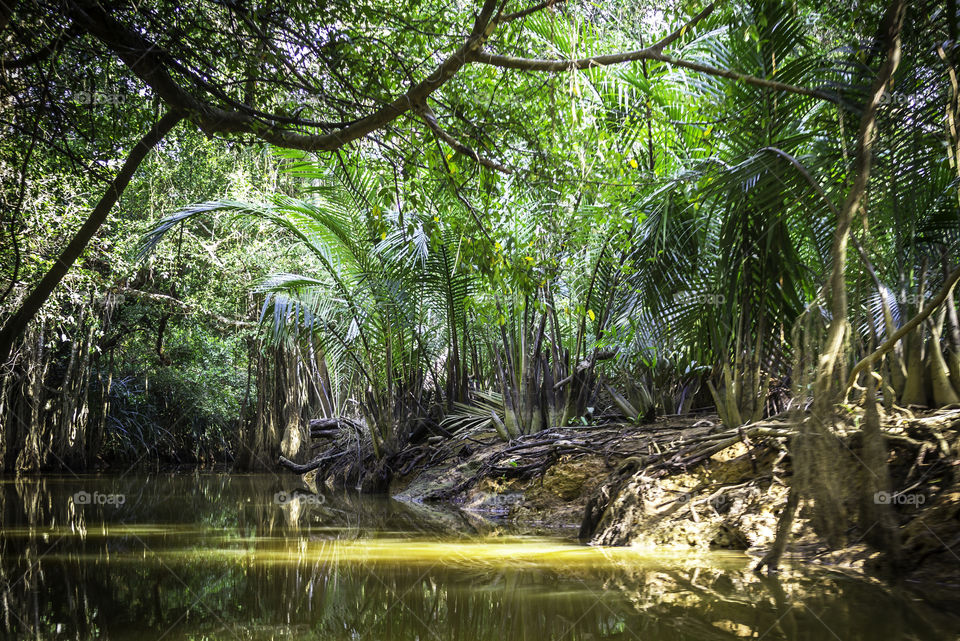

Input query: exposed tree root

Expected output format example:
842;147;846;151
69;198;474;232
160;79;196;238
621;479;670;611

276;397;959;585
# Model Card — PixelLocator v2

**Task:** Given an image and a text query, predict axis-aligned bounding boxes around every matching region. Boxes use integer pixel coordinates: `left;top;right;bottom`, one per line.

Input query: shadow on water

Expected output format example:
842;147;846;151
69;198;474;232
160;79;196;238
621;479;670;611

1;474;958;640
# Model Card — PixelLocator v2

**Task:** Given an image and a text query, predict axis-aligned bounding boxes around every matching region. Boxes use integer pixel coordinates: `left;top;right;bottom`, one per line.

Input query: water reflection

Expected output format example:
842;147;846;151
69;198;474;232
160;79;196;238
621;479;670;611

0;474;957;640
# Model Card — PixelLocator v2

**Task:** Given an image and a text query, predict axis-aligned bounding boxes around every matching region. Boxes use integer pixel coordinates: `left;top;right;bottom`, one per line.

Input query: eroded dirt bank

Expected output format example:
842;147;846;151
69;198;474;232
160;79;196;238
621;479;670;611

305;409;960;586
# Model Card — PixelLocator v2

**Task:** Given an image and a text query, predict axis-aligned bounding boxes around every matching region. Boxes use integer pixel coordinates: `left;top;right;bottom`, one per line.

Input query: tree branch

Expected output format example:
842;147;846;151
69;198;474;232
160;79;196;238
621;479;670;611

68;0;502;151
115;288;254;330
0;26;79;69
418;105;513;173
816;0;906;400
470;49;836;102
499;0;567;23
472;2;836;102
649;2;717;51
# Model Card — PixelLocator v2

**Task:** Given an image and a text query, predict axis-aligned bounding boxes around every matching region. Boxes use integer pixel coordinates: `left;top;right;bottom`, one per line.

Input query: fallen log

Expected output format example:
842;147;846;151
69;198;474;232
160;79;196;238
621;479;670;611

279;449;347;473
308;417;363;432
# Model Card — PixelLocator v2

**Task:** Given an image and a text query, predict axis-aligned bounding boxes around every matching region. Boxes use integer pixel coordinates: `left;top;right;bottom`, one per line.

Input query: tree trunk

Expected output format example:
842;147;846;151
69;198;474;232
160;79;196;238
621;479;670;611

0;110;182;364
762;0;907;572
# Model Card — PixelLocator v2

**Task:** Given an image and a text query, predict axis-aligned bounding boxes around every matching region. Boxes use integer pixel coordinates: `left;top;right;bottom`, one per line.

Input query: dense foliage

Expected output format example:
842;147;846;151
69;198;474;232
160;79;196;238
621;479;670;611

1;0;958;494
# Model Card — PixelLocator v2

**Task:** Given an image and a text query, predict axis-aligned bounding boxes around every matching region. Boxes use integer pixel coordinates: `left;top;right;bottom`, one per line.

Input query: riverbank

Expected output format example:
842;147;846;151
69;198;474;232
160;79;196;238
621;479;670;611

301;408;960;586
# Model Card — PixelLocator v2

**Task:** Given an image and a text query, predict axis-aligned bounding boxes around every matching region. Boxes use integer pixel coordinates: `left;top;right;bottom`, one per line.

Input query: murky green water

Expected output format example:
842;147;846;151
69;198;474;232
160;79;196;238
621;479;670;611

1;474;958;640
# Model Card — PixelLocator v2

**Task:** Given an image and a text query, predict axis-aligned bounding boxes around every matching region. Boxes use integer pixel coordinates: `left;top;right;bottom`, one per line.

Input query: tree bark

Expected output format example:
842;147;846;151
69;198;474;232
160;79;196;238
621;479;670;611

760;0;907;571
814;0;906;401
0;110;183;364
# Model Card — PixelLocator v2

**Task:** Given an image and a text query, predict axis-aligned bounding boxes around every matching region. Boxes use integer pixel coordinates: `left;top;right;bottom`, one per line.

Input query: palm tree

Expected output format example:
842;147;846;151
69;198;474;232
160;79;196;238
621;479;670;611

142;159;475;458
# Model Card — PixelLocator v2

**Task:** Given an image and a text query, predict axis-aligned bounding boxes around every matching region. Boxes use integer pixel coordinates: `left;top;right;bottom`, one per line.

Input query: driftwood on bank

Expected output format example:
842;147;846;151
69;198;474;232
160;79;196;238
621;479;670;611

278;417;365;473
279;447;348;473
309;417;363;439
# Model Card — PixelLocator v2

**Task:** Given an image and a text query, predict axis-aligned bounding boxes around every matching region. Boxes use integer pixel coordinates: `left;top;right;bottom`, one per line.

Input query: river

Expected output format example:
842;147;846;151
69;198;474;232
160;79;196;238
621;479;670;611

0;474;957;640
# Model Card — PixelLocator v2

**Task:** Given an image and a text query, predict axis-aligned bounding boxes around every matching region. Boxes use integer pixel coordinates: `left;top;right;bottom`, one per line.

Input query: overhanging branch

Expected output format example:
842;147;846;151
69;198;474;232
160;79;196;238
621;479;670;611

470;49;836;103
470;0;835;103
68;0;503;152
418;105;513;174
